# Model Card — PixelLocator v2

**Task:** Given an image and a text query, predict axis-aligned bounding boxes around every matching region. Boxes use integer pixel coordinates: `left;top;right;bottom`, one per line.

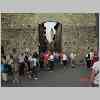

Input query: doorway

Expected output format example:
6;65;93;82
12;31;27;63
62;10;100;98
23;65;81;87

38;21;62;53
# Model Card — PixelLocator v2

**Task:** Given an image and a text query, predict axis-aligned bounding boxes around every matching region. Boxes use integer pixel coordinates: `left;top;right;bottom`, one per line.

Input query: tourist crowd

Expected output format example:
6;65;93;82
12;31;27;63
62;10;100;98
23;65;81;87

1;49;70;83
1;48;99;86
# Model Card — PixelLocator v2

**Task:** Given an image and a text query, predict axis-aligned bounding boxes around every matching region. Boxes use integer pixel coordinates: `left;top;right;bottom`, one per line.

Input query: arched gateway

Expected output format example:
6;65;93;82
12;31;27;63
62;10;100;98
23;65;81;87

38;21;62;53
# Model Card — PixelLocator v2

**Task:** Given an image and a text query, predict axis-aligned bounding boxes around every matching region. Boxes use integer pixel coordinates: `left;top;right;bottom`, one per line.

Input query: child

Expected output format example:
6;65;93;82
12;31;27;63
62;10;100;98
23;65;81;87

31;54;39;80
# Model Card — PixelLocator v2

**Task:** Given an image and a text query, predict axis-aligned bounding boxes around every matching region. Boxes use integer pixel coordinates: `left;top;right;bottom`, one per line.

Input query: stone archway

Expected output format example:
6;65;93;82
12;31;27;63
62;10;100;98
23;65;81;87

38;21;62;53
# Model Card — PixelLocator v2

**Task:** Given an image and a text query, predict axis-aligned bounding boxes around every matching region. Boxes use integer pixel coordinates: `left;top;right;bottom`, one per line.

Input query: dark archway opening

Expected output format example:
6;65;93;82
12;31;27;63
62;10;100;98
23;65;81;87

38;21;62;54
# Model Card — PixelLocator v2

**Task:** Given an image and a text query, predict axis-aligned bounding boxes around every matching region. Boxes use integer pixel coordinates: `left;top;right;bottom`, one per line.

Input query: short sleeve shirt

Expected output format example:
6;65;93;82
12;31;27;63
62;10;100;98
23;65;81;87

92;61;100;85
62;54;67;61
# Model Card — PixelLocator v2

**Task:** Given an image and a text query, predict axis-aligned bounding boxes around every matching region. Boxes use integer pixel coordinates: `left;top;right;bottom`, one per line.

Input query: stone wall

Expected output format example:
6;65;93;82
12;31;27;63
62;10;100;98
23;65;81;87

1;13;38;54
1;13;98;60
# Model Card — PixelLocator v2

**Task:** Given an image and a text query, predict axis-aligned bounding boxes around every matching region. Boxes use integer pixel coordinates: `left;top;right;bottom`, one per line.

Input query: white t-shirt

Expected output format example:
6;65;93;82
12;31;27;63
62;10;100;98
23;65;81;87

70;53;76;60
92;61;100;85
90;52;94;60
25;48;30;52
28;56;32;61
49;55;54;61
55;53;59;58
18;55;24;63
31;58;37;66
62;54;67;61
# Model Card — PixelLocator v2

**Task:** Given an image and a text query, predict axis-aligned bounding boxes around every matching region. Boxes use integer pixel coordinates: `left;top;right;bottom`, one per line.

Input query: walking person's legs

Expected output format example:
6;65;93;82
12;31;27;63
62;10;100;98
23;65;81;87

49;61;54;71
37;64;40;74
51;61;54;70
87;60;91;69
34;67;38;80
32;66;35;78
63;60;67;69
70;59;72;66
2;73;8;85
70;59;75;68
18;62;25;83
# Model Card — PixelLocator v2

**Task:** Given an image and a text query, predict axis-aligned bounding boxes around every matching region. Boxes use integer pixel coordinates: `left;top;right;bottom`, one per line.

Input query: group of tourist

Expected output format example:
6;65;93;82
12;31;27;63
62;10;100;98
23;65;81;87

1;51;40;83
1;48;100;87
1;48;77;83
84;49;100;87
86;50;100;87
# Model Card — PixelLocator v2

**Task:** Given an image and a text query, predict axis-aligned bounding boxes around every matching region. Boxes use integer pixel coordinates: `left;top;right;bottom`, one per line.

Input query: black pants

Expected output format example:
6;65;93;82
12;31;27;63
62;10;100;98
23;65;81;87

91;83;99;87
49;61;54;71
63;60;67;66
7;64;12;75
39;60;44;69
86;60;91;68
27;61;31;72
32;66;38;77
19;62;25;76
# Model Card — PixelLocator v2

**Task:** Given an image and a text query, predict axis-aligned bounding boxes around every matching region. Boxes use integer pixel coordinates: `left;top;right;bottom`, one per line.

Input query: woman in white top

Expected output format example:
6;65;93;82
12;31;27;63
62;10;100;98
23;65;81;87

90;60;100;87
62;53;68;66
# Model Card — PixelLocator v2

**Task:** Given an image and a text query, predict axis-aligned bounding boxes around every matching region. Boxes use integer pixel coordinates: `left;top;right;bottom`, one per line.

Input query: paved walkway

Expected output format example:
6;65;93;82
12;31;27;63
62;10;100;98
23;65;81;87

1;64;91;87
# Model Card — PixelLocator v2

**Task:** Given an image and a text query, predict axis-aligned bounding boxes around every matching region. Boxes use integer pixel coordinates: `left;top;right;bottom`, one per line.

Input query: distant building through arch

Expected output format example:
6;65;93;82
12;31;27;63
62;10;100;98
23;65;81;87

38;21;62;53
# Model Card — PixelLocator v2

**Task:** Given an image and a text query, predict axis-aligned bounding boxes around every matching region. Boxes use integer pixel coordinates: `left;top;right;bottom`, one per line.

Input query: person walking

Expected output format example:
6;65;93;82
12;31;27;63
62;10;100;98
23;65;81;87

90;59;100;87
62;53;68;69
90;50;94;67
48;52;54;72
70;52;76;68
85;53;91;69
24;54;31;79
53;51;60;65
43;51;49;70
39;52;44;69
30;54;39;80
12;53;19;83
18;53;25;77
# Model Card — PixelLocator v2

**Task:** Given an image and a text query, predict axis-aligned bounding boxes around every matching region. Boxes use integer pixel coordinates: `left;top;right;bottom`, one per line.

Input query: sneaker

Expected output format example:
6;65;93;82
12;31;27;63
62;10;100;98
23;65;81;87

49;70;53;72
34;77;38;80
